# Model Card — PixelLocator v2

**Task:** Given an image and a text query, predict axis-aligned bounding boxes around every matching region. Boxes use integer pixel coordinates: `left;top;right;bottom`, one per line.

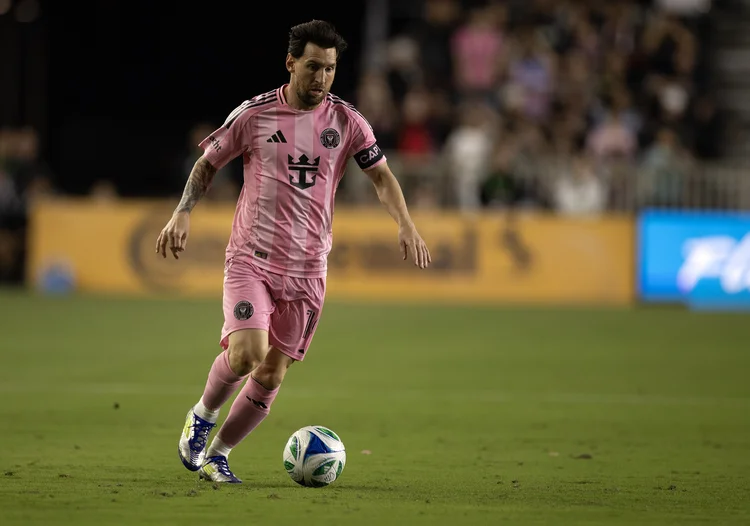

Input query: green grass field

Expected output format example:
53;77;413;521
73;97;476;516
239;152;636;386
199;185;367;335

1;290;749;525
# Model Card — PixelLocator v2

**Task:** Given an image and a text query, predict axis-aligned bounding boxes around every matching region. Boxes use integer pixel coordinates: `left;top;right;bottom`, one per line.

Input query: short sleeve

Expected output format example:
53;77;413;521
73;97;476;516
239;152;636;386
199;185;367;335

347;108;387;171
199;101;253;170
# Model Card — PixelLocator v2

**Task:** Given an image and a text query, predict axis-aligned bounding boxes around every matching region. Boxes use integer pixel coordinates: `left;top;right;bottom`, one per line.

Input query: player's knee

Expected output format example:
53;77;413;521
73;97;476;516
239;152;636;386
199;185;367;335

227;332;268;376
228;345;264;376
252;365;285;390
253;351;293;390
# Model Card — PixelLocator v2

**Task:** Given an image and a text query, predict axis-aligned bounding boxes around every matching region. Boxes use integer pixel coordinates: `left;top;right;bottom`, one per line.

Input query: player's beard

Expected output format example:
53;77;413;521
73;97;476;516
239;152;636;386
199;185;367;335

297;85;326;108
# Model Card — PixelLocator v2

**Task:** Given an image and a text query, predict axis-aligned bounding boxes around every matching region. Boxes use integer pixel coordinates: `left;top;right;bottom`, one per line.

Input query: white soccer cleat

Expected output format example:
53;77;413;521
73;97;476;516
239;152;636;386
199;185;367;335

178;408;215;471
199;455;242;484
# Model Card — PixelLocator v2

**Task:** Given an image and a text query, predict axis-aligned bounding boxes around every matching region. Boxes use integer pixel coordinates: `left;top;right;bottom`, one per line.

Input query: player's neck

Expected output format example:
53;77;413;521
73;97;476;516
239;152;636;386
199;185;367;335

283;84;322;112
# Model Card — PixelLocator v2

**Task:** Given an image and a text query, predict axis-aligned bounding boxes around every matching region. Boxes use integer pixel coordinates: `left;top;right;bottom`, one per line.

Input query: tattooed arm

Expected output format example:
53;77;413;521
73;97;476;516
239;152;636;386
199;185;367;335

155;156;217;259
175;156;218;214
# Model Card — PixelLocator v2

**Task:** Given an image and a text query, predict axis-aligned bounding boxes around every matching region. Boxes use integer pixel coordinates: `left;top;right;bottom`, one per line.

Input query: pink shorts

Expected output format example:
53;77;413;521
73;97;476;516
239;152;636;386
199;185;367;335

220;257;326;361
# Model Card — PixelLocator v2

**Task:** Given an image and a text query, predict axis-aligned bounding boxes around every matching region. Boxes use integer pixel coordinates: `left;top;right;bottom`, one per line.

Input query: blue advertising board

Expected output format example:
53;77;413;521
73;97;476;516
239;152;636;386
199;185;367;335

638;210;750;310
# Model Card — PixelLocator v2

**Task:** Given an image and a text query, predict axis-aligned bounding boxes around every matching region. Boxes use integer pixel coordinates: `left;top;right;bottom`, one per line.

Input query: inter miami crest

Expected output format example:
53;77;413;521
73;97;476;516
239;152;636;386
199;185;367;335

233;300;254;320
320;128;341;149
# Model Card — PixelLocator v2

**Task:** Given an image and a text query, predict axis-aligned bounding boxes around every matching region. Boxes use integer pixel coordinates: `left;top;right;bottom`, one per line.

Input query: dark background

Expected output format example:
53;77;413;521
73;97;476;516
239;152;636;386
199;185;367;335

1;0;367;196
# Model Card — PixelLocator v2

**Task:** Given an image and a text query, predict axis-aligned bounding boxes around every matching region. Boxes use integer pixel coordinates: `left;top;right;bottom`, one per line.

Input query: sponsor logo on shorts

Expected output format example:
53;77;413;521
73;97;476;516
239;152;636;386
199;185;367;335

233;300;254;320
254;250;268;260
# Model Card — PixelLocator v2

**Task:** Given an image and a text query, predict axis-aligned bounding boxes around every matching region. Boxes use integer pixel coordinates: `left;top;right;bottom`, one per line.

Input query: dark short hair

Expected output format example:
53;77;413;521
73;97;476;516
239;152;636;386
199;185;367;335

288;20;348;60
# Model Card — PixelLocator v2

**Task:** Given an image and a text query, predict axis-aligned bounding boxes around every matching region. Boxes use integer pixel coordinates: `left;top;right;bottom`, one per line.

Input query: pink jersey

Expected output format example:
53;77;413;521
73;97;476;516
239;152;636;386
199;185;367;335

200;85;386;278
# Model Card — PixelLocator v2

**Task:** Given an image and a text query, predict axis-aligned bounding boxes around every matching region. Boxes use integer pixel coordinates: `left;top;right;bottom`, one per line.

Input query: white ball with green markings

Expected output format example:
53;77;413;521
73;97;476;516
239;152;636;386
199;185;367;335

283;425;346;487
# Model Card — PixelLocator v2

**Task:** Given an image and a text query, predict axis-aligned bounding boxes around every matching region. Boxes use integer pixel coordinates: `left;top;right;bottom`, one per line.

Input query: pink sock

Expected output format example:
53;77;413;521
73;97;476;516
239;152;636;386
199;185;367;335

200;351;245;411
217;376;279;448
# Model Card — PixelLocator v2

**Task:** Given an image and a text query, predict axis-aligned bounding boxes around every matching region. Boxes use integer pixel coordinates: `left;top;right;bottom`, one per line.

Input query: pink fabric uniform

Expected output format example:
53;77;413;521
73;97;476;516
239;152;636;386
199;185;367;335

200;85;386;360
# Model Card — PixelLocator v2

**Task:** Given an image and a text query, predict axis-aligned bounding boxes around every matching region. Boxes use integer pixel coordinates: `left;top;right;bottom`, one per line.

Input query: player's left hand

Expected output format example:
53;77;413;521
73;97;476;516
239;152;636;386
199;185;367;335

399;224;431;269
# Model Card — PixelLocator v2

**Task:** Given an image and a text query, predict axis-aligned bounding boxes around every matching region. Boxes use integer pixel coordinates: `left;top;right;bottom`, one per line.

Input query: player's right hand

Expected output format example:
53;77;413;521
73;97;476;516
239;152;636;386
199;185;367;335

156;211;190;259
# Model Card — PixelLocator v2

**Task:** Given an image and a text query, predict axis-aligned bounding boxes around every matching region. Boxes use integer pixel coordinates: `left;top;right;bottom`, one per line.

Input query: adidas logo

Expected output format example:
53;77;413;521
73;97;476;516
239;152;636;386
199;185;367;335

267;130;287;143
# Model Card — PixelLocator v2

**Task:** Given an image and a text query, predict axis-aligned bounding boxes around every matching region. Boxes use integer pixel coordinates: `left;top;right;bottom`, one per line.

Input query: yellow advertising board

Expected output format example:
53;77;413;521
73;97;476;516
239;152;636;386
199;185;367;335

28;199;634;305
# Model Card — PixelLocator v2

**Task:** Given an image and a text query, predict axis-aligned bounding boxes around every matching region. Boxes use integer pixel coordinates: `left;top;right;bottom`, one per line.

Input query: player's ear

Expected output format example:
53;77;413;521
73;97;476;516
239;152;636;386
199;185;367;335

285;53;295;74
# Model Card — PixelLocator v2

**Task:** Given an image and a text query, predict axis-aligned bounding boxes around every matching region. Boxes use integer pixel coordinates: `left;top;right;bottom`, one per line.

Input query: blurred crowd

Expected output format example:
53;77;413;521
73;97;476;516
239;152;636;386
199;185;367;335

0;126;54;282
348;0;728;214
0;122;242;284
0;126;122;283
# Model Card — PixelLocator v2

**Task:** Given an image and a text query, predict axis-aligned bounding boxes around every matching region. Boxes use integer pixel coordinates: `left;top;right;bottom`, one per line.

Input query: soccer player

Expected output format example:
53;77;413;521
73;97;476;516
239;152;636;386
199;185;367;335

155;20;431;483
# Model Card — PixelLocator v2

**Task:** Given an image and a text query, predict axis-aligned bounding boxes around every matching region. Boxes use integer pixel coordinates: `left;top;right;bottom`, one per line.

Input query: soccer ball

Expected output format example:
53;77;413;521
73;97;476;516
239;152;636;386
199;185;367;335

283;425;346;487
